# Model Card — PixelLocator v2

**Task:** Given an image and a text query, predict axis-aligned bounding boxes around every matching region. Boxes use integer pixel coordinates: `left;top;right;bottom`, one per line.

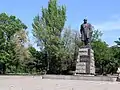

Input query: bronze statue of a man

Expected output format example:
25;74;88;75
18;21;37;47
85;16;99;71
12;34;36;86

80;19;93;46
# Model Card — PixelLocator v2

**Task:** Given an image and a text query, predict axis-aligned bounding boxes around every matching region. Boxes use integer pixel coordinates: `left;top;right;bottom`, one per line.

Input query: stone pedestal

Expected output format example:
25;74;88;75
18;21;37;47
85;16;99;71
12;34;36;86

75;47;95;75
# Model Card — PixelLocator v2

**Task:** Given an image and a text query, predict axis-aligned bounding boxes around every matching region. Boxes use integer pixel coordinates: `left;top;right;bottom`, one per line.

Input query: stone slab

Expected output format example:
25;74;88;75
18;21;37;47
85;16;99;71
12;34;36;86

42;75;117;82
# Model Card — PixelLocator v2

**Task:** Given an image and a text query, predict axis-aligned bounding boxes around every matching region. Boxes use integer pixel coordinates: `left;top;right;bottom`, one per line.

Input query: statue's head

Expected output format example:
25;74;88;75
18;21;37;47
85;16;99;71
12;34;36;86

83;19;87;24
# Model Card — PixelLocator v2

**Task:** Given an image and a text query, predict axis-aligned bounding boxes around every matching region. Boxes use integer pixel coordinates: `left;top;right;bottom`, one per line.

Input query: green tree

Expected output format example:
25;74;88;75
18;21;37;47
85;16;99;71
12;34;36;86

91;29;111;74
92;40;110;74
11;29;30;73
91;29;103;42
60;27;82;74
27;46;47;74
106;38;120;74
32;0;66;74
108;46;120;74
115;37;120;46
91;30;120;74
0;13;27;73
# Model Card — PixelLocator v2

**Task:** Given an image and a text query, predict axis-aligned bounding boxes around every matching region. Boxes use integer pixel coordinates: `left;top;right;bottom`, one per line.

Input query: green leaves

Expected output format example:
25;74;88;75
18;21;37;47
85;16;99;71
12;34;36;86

91;29;103;42
115;38;120;46
32;0;66;74
92;36;120;74
0;13;28;73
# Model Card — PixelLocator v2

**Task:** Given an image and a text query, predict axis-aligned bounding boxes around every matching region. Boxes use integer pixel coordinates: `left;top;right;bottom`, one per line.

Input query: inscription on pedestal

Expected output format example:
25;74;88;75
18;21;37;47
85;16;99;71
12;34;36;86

80;56;89;62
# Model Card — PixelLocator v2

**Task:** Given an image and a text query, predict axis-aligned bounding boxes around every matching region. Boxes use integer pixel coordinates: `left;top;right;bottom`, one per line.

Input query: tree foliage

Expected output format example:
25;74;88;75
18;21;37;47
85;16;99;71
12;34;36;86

91;30;120;74
115;37;120;46
0;13;28;73
32;0;66;74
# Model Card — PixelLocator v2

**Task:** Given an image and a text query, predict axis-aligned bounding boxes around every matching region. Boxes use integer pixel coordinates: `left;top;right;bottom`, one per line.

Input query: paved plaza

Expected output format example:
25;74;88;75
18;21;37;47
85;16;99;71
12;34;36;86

0;76;120;90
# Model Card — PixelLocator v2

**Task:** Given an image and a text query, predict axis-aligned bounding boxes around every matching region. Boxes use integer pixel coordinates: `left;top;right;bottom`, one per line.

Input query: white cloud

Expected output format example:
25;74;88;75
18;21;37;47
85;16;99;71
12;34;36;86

94;15;120;31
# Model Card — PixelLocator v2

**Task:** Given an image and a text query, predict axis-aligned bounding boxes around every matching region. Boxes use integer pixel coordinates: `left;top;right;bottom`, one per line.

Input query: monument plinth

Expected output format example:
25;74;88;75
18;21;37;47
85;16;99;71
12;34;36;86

75;47;95;75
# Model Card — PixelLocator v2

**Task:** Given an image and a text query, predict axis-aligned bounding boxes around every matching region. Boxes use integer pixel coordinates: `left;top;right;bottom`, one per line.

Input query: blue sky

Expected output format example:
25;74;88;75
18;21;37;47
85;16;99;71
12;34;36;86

0;0;120;47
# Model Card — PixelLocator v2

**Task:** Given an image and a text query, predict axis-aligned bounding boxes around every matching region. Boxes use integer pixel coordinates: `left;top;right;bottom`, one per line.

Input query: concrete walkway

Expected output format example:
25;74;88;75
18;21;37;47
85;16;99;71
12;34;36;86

0;76;120;90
